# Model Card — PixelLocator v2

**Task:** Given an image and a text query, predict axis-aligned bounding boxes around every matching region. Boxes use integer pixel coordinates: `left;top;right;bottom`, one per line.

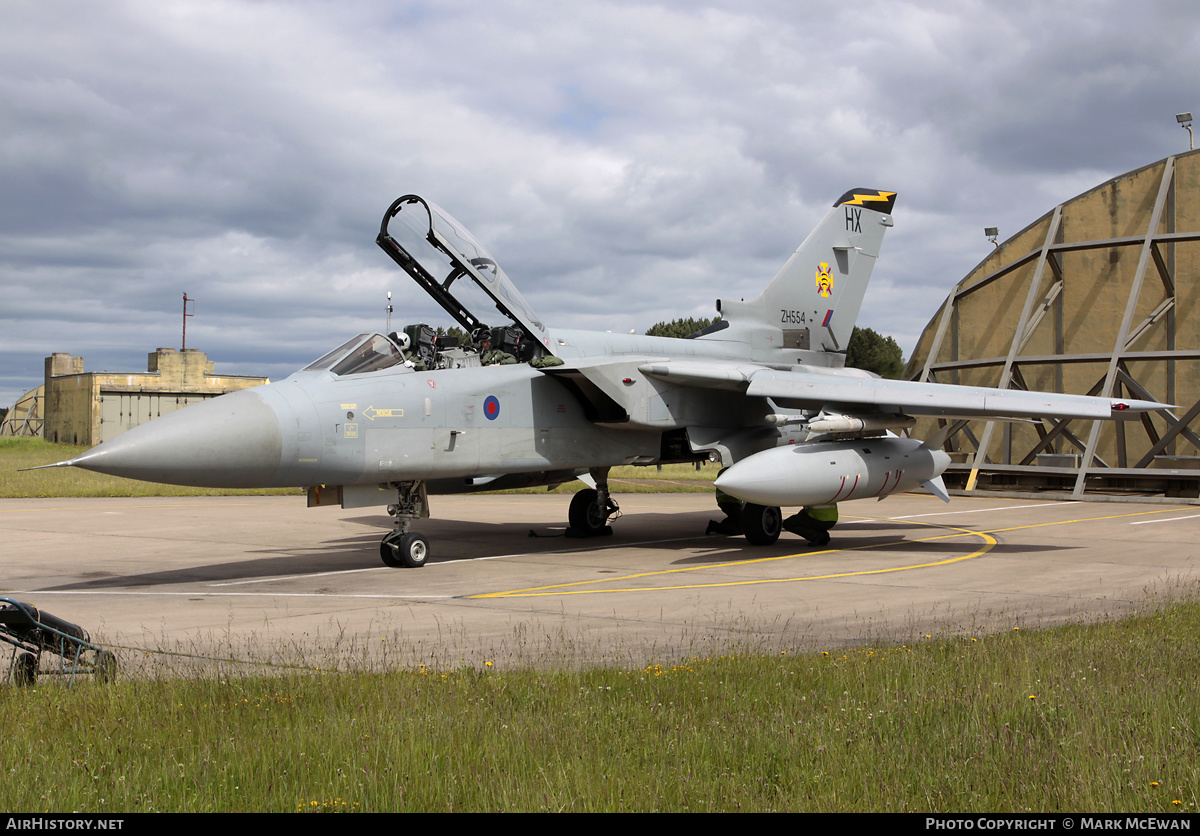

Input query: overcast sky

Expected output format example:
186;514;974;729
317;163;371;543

3;0;1198;408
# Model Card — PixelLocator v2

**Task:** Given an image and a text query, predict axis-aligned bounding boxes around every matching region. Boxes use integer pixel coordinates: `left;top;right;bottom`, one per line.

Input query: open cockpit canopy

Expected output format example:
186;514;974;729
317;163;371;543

377;195;555;356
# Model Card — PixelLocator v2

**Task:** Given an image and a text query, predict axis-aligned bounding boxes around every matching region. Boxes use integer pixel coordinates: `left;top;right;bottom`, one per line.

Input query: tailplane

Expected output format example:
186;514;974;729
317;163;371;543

710;189;895;361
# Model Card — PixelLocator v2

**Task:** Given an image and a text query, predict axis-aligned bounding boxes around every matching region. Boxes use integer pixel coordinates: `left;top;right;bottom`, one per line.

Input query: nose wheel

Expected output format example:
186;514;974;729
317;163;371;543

381;531;430;568
379;480;431;568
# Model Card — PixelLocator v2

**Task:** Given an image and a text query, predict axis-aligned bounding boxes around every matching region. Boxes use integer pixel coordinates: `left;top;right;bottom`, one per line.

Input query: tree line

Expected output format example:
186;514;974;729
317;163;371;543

645;317;904;378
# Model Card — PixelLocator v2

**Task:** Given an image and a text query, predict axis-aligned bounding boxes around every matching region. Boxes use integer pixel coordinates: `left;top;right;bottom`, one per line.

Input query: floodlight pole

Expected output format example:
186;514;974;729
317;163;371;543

182;293;195;350
1178;113;1193;150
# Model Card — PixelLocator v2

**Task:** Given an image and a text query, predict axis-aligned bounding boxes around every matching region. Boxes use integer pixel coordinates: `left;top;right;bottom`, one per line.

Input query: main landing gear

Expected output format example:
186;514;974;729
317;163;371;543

380;480;431;568
567;468;619;537
741;503;782;546
714;500;837;548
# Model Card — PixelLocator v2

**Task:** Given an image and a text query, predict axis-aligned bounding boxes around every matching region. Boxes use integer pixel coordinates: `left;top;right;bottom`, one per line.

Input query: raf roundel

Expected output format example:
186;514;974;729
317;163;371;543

483;395;500;420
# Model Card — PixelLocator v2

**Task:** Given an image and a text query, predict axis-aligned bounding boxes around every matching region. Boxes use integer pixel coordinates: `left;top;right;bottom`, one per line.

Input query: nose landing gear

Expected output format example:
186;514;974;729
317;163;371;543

380;480;431;568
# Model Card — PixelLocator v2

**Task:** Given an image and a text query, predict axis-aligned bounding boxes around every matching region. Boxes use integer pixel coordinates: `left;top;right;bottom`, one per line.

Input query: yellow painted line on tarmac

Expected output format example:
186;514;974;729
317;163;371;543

471;519;997;599
471;505;1189;600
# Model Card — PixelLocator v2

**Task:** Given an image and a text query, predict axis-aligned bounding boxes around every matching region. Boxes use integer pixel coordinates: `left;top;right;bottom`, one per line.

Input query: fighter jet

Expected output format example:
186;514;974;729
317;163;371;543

43;189;1163;567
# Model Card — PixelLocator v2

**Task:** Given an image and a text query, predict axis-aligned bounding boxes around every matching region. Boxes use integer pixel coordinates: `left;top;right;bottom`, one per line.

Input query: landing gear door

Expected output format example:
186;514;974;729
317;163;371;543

377;195;557;357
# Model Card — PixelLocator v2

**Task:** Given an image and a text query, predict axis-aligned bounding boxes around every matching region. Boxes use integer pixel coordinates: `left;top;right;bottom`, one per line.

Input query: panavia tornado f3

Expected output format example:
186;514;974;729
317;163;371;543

42;189;1165;567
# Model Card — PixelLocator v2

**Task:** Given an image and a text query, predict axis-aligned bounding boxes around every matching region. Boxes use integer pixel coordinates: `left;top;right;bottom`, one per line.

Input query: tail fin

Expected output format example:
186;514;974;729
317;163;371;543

714;188;895;358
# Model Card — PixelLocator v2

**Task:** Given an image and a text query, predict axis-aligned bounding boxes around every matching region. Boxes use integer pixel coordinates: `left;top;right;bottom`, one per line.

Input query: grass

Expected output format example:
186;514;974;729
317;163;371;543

4;437;1196;811
509;461;718;494
2;600;1199;812
0;437;304;498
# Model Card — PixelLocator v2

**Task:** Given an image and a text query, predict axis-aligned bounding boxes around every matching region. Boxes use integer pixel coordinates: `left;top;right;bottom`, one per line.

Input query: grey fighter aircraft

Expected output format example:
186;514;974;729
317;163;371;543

43;189;1164;567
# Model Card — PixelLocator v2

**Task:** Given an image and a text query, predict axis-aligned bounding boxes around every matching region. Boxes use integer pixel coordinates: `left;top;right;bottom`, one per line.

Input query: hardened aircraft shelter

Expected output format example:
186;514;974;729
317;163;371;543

906;149;1200;499
2;348;268;446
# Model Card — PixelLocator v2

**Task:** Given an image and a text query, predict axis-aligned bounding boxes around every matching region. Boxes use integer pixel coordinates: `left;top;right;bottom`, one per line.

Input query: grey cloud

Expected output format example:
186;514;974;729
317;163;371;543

2;0;1196;409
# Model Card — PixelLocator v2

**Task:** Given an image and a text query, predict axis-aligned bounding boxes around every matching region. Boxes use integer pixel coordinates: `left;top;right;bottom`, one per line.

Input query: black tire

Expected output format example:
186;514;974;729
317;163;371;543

380;534;404;568
13;652;37;687
742;503;782;546
380;532;429;568
94;650;117;684
379;534;432;568
398;533;429;568
569;488;608;535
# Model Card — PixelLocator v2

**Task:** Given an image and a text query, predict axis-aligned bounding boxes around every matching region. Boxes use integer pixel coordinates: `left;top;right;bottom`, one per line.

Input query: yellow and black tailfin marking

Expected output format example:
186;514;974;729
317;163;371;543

833;188;897;213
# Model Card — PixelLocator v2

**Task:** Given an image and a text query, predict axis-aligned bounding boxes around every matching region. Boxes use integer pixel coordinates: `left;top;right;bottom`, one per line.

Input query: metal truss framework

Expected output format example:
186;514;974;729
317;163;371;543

0;386;44;438
911;153;1200;498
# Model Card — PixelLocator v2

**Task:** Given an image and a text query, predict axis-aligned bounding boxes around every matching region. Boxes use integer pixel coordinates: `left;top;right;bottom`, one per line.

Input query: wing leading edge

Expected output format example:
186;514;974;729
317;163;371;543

639;360;1168;422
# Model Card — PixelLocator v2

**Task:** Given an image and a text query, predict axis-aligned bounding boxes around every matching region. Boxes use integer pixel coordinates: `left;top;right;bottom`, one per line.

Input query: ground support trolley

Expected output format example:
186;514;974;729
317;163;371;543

0;598;116;686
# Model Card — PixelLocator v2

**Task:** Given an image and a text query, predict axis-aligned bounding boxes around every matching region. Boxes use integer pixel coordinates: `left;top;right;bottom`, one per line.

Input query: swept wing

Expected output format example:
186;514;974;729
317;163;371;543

638;359;1165;421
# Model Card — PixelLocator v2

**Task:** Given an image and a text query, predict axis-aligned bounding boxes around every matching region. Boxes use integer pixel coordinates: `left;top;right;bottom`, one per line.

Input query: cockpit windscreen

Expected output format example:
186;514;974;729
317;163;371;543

303;333;405;376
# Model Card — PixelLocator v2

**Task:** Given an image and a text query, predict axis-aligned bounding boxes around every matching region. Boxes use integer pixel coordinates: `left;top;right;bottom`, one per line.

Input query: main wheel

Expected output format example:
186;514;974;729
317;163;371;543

569;488;609;535
742;503;782;546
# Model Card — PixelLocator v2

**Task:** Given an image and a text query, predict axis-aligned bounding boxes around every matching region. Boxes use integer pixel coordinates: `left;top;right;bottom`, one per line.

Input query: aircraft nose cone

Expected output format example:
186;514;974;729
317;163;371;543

68;388;285;488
